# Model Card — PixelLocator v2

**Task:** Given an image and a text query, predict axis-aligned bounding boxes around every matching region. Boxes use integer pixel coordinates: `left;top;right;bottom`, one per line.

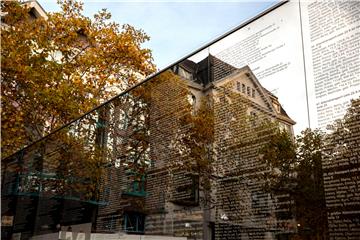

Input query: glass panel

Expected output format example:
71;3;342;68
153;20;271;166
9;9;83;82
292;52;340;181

2;1;359;240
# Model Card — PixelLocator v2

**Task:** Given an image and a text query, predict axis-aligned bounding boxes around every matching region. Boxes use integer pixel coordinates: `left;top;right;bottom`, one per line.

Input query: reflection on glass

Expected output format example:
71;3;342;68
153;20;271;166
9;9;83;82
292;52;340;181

2;1;360;240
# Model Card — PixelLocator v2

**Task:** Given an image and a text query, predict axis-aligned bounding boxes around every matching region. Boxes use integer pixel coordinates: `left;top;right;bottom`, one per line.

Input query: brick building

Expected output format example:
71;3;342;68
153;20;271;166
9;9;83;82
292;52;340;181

1;52;297;240
134;56;297;239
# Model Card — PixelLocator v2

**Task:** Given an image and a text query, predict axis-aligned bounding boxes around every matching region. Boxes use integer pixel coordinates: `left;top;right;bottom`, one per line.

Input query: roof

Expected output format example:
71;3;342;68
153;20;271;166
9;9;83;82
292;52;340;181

24;0;48;20
177;56;296;125
263;88;295;123
178;55;238;86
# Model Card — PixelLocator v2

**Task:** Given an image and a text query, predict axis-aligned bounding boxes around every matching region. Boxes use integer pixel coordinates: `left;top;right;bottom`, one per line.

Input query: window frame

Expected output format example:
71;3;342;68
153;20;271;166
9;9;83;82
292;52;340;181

123;212;145;234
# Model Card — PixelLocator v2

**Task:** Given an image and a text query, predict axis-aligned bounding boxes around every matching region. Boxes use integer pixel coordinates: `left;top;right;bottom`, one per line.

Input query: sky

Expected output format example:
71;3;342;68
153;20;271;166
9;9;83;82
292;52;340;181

27;1;360;136
37;1;313;135
38;0;277;70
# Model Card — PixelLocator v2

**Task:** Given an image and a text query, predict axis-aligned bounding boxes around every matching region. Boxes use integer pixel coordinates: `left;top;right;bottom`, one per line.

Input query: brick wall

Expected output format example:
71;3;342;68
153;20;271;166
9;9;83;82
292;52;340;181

145;72;204;236
212;82;295;239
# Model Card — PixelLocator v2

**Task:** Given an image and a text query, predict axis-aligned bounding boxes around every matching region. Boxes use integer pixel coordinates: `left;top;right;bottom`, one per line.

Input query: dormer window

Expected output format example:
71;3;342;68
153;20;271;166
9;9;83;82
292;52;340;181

178;67;193;80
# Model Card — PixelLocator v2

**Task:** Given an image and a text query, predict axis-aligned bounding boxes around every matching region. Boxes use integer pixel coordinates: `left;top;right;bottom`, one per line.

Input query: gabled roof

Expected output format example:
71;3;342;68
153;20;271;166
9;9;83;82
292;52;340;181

178;56;295;125
216;66;296;125
211;65;276;114
24;0;48;20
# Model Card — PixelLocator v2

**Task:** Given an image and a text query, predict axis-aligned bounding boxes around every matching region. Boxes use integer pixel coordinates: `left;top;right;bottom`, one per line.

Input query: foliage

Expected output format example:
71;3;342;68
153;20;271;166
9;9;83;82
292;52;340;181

258;98;360;239
260;125;297;192
260;126;328;239
1;0;155;159
294;99;360;239
108;86;152;179
295;128;327;239
176;96;214;201
4;116;109;201
323;98;360;162
171;81;258;208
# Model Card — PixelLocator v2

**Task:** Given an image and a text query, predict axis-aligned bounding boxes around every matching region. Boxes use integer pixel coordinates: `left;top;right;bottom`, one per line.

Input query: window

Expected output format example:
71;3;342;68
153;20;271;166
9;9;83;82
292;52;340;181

119;109;129;130
247;86;251;96
236;82;241;92
94;107;109;148
250;111;258;127
252;89;256;98
124;212;145;234
171;172;199;206
103;187;110;202
287;125;291;133
219;95;226;103
251;191;268;212
123;172;146;197
103;215;117;231
242;84;246;93
188;94;197;115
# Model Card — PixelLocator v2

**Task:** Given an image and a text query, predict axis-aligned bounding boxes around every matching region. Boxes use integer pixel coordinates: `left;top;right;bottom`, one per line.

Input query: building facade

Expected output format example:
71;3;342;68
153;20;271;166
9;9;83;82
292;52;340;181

1;55;298;240
95;55;297;239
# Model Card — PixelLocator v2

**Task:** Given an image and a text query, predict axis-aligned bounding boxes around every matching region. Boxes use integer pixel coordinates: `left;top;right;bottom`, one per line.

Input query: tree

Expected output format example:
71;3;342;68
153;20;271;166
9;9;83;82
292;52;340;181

173;96;215;205
295;128;327;239
323;98;360;162
1;0;155;159
292;98;360;240
321;98;360;238
260;126;297;193
260;127;328;239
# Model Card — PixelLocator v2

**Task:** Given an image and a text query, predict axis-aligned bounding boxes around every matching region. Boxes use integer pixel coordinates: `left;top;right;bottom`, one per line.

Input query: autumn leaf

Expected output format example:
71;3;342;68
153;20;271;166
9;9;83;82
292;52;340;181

1;0;156;159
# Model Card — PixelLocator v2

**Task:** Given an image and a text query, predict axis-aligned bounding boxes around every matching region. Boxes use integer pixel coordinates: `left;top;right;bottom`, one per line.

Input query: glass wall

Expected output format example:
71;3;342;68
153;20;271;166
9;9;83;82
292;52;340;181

2;1;359;240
